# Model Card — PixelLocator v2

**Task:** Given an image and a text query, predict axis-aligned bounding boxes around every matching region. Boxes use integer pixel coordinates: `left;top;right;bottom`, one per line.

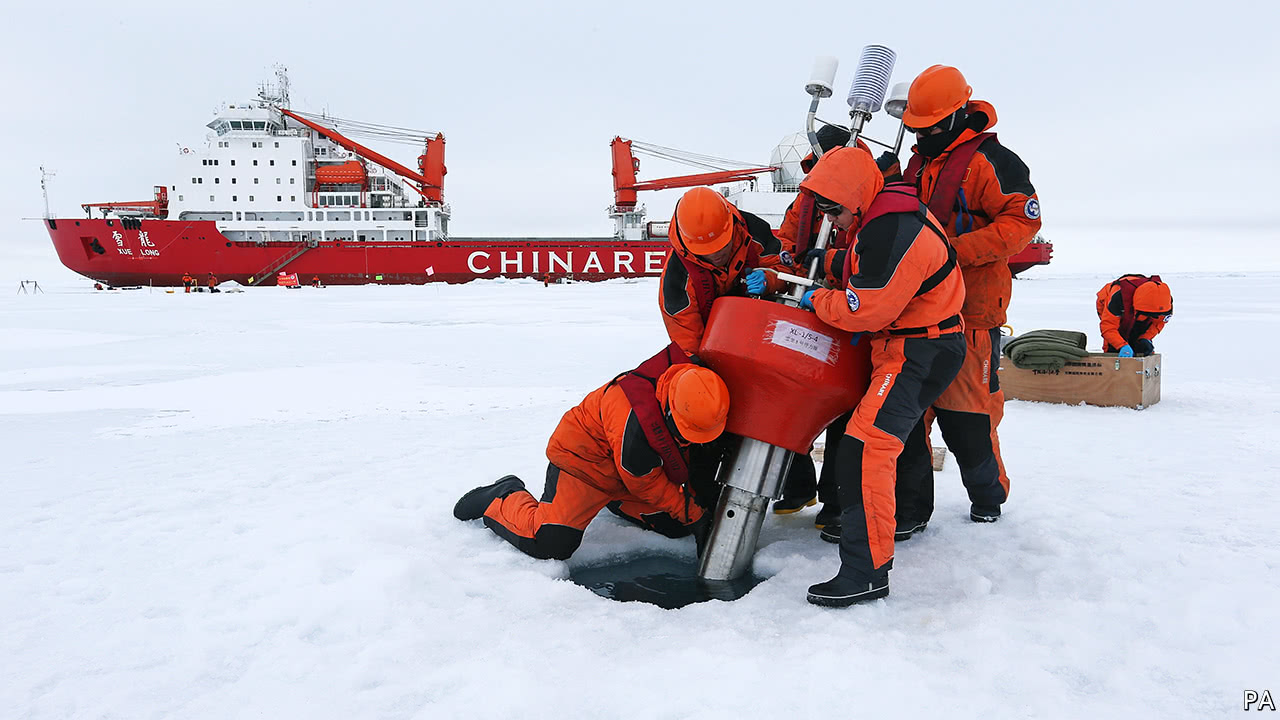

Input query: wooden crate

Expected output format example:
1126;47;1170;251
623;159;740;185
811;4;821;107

998;353;1161;409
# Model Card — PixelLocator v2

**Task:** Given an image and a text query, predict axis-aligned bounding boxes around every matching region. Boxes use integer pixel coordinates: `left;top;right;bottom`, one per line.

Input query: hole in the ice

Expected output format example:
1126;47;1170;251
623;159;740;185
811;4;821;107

726;509;736;518
567;554;767;609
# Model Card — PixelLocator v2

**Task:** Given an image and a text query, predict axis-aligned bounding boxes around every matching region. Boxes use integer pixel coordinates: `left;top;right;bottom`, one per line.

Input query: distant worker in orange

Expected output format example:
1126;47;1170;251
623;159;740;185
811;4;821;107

182;273;193;293
206;272;220;293
1096;274;1172;357
659;187;792;359
795;147;965;606
453;347;730;561
893;64;1042;531
312;275;322;288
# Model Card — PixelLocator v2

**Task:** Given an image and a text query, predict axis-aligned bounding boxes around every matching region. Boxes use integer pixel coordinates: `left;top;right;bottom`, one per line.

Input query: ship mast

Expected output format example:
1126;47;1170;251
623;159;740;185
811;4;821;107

40;165;56;219
257;64;291;108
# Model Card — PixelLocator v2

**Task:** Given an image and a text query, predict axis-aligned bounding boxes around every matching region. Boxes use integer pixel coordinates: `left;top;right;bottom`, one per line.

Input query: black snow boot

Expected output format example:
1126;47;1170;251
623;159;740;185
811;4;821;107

772;492;817;514
453;475;526;521
807;572;889;607
818;523;841;544
970;504;1001;523
814;503;840;530
895;519;928;541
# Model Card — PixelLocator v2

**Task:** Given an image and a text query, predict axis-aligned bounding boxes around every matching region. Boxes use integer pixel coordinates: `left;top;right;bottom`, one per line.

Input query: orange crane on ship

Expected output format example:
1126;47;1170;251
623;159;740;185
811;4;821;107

609;137;776;211
82;186;169;218
275;107;447;205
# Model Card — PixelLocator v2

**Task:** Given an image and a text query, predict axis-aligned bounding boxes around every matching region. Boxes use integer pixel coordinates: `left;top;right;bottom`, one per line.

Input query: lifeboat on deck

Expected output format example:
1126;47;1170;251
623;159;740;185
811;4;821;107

314;160;367;185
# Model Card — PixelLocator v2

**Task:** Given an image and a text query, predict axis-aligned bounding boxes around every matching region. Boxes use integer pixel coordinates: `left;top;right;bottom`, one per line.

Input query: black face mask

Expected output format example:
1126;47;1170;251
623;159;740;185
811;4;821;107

916;123;967;158
914;108;977;158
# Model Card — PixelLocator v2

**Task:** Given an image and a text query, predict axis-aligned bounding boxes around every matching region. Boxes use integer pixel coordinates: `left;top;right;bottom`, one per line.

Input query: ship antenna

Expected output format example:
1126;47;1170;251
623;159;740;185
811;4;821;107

257;64;291;108
40;165;56;219
275;64;290;108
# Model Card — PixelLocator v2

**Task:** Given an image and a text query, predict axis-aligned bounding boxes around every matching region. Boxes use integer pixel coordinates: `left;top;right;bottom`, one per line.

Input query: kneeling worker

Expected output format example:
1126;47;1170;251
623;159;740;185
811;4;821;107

1096;274;1172;356
797;147;966;606
453;346;730;561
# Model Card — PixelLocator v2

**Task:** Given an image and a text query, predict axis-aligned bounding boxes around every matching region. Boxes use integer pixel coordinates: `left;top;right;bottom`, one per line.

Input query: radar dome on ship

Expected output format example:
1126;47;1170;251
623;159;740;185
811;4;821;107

769;133;809;191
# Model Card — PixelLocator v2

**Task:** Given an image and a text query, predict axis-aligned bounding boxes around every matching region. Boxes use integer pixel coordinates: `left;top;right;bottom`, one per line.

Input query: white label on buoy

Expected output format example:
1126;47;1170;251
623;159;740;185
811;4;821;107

770;320;835;363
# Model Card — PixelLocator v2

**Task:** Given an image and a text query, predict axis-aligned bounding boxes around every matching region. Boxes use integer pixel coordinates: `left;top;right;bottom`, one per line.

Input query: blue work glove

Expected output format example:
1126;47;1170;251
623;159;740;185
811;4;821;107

800;288;818;311
745;269;767;295
1117;345;1134;357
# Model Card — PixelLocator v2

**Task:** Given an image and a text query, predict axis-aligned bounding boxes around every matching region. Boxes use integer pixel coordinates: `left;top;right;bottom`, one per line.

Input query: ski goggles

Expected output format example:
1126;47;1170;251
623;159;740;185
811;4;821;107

906;112;960;136
813;194;843;216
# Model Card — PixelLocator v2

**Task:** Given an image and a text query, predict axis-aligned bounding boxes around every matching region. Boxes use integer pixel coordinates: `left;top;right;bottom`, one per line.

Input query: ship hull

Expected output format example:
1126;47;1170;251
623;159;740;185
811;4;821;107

1008;241;1053;277
45;218;672;286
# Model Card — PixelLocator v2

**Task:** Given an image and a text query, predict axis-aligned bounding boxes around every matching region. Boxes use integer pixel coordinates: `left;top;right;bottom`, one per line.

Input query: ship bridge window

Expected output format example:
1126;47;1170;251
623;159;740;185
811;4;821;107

255;122;265;130
231;121;243;130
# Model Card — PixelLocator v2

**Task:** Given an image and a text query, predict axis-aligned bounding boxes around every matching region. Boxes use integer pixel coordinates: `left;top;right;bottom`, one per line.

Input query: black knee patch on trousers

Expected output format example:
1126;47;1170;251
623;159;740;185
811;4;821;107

933;407;1006;506
540;463;562;503
484;517;583;561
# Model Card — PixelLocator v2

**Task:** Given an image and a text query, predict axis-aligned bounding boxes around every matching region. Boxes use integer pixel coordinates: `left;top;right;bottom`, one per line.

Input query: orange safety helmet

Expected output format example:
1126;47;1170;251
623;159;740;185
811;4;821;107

665;365;730;444
902;65;973;129
674;187;734;255
1133;280;1173;315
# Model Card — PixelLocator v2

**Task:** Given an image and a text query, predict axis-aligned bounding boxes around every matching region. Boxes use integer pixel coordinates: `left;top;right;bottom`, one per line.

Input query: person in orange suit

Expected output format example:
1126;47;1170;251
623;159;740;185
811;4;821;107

659;187;792;360
1096;274;1172;356
772;126;907;525
181;273;193;293
453;348;730;561
795;147;966;606
892;64;1042;532
206;273;220;293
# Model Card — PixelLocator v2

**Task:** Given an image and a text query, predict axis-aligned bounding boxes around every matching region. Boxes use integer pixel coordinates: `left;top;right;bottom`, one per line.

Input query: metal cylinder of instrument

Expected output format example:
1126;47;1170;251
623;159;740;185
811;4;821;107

696;438;793;582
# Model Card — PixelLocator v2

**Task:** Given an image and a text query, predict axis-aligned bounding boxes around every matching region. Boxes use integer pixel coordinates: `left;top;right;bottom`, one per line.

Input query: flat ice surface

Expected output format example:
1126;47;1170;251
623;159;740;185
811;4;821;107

3;227;1279;718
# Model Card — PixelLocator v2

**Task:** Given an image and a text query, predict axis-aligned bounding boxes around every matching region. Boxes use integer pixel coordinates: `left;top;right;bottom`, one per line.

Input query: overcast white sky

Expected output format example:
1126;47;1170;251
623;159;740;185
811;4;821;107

4;0;1277;247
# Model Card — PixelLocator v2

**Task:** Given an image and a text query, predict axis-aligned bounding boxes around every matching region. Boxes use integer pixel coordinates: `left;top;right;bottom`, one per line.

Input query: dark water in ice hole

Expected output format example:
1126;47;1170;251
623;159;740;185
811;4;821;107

568;554;768;609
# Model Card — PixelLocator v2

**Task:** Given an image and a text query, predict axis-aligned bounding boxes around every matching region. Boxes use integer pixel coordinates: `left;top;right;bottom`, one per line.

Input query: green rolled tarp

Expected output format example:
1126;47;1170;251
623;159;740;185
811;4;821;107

1001;329;1091;372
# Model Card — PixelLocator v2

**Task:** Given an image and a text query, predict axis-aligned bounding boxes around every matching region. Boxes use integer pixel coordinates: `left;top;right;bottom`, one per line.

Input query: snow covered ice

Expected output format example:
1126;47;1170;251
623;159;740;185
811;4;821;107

3;226;1279;718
